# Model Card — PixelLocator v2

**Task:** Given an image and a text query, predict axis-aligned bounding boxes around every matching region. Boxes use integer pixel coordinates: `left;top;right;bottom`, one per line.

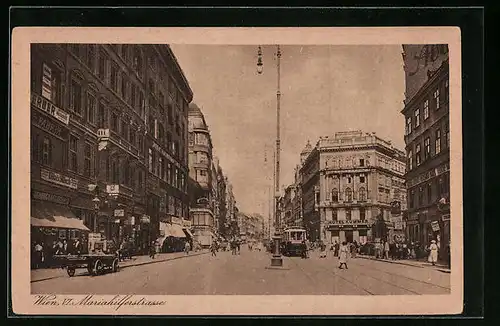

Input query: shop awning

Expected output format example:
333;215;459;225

182;227;194;238
31;201;90;231
171;224;186;238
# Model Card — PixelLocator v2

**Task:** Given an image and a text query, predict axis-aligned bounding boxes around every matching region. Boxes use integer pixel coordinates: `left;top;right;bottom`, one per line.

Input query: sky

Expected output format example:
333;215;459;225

170;44;405;217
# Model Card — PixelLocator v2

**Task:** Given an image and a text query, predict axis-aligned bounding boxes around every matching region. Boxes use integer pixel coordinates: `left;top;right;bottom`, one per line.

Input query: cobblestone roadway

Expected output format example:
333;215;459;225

31;248;451;295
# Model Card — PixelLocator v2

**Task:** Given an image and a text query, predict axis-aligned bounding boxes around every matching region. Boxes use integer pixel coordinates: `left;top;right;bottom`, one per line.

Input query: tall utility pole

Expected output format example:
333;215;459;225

257;45;284;267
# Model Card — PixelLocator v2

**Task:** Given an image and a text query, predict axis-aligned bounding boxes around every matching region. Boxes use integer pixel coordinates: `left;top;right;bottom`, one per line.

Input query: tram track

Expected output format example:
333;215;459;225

289;257;430;295
287;258;375;295
350;260;451;291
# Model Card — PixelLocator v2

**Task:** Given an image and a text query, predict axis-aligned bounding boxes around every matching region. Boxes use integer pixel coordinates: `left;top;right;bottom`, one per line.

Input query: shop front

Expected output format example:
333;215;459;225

325;220;371;245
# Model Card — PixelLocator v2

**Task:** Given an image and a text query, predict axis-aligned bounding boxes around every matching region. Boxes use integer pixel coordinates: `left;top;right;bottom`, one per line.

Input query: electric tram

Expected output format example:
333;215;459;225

280;227;307;257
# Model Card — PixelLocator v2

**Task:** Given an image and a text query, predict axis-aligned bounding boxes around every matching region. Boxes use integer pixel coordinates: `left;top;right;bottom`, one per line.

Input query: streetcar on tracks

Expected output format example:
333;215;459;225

280;227;307;257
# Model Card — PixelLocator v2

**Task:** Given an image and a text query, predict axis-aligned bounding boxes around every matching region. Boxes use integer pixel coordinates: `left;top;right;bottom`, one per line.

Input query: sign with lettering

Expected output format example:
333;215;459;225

40;168;78;189
31;93;70;125
32;190;69;205
431;220;440;232
32;109;67;139
114;209;125;217
327;220;370;228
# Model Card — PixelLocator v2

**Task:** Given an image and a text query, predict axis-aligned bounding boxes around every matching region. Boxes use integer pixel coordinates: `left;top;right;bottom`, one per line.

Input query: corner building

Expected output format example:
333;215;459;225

30;44;193;253
188;103;216;247
401;45;450;258
300;131;406;245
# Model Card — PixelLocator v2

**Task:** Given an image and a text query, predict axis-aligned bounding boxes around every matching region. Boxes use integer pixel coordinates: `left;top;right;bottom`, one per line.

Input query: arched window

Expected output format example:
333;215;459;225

345;187;352;202
331;188;339;202
358;187;367;202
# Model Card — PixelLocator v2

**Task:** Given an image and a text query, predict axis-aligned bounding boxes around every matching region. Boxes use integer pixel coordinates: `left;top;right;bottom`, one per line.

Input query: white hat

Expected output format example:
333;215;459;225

431;240;436;243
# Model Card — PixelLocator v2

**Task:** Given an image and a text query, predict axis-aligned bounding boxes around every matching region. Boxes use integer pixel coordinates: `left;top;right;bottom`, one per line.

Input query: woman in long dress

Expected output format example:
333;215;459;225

319;241;327;258
428;240;439;266
338;241;349;269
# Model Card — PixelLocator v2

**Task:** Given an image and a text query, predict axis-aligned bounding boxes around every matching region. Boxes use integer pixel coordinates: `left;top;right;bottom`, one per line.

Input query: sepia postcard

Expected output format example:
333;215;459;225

11;26;463;315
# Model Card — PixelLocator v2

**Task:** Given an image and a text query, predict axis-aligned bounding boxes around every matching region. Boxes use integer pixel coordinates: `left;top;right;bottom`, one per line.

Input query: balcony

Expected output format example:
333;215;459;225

106;184;134;198
97;128;142;158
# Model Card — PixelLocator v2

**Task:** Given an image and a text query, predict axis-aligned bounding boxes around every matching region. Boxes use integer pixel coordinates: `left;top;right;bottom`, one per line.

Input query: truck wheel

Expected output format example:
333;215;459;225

93;259;103;276
67;267;75;277
112;258;119;272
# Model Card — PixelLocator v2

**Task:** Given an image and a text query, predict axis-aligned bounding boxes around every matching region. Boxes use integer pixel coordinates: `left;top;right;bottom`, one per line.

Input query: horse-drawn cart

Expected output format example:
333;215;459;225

56;253;119;277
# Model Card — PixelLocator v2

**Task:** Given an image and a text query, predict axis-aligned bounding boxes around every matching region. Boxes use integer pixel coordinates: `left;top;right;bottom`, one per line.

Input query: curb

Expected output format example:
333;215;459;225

31;251;209;283
357;255;451;273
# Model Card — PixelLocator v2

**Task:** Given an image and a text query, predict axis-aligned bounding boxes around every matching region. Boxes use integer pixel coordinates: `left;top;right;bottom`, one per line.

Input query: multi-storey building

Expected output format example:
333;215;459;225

188;103;216;247
401;44;450;258
213;158;228;238
300;131;406;244
30;44;193;253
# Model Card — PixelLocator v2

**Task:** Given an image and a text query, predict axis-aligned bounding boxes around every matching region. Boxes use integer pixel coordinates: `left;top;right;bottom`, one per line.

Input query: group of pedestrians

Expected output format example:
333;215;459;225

371;238;446;267
31;238;84;269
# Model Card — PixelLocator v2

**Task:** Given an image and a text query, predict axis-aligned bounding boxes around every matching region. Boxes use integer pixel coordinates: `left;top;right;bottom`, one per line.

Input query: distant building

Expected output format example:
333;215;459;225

401;44;450;256
300;131;406;244
188;103;216;247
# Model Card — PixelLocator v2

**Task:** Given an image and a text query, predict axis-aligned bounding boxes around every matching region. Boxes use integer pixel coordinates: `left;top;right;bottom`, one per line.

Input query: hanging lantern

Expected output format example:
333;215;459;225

256;46;263;74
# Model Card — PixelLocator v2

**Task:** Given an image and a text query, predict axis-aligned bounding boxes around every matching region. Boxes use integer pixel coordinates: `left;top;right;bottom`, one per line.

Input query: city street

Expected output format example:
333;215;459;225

32;248;450;295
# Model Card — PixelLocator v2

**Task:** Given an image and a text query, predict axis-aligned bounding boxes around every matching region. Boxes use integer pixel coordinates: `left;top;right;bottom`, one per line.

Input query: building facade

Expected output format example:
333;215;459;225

300;132;406;245
401;44;450;258
188;103;216;247
30;44;193;253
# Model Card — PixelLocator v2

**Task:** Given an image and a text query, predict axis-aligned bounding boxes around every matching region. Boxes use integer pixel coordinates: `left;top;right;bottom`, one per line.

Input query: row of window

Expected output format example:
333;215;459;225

106;157;145;192
69;44;188;114
330;208;367;221
408;173;450;209
148;148;187;192
149;116;185;161
407;123;450;170
32;133;96;179
328;187;368;202
405;79;449;136
188;132;210;147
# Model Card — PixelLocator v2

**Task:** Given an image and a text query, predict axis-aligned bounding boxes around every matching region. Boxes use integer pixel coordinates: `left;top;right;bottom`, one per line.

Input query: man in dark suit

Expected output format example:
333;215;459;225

73;238;83;255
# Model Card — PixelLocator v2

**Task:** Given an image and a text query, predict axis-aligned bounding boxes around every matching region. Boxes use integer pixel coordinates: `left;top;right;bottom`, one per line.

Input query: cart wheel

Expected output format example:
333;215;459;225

67;267;75;277
93;259;103;276
112;258;119;273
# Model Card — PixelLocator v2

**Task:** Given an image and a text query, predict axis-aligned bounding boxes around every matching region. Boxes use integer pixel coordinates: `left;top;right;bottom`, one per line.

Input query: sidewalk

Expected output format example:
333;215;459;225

357;255;451;273
31;250;209;283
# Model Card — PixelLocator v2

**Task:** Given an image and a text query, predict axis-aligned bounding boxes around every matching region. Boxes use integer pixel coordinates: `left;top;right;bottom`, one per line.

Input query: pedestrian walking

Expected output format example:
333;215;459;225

428;240;439;266
210;242;217;257
149;241;156;259
184;240;191;255
384;240;390;259
338;241;349;269
319;241;327;258
334;241;339;257
34;242;44;269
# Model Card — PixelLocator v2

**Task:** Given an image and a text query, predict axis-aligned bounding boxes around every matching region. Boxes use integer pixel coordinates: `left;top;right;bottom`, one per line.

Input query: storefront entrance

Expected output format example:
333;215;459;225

345;230;353;243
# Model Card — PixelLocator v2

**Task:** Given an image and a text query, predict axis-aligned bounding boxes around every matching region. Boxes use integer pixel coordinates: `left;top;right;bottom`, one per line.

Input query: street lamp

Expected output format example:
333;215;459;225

257;45;283;267
92;196;100;233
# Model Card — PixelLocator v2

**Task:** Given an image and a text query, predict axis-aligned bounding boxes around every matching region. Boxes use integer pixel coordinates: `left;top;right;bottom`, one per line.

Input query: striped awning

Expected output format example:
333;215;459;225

171;223;186;238
31;201;90;231
182;227;194;238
